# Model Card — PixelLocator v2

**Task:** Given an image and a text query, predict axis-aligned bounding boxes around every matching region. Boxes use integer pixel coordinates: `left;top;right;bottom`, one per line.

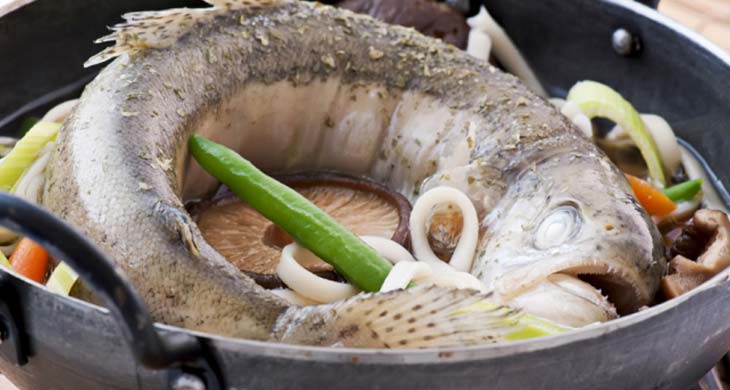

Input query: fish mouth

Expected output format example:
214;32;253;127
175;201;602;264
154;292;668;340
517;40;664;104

557;264;642;316
507;272;618;328
495;256;649;313
496;260;648;327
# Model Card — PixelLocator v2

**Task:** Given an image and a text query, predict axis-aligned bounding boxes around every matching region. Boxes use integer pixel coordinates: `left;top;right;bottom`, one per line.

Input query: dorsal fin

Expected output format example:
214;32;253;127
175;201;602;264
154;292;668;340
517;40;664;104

84;0;286;67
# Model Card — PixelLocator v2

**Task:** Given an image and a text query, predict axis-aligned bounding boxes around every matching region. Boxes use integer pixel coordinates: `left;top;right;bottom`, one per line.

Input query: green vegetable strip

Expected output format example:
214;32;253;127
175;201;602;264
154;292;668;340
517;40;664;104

567;81;667;187
0;251;10;268
0;121;60;191
19;117;40;136
663;178;703;202
451;301;566;340
189;134;392;292
46;262;79;295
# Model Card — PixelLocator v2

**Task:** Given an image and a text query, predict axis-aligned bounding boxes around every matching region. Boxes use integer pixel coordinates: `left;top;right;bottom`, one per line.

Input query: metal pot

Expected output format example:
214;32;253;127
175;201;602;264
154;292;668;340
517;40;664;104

1;0;730;389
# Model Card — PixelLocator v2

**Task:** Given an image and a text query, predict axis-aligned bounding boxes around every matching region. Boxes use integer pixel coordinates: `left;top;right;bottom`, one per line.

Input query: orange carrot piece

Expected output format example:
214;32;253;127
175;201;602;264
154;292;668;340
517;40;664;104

625;174;677;216
9;238;49;283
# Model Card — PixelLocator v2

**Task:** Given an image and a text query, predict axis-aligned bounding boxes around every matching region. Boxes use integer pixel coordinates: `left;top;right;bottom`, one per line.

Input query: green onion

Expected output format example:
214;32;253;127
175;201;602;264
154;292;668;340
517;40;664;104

46;262;79;295
189;134;392;292
0;251;10;268
451;301;566;340
0;121;60;191
567;81;667;186
19;117;40;136
663;178;703;202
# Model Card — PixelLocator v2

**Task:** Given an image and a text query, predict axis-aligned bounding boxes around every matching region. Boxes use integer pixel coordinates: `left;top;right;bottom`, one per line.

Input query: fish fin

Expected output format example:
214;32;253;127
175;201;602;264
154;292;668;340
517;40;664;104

153;201;201;257
84;0;287;67
272;285;525;348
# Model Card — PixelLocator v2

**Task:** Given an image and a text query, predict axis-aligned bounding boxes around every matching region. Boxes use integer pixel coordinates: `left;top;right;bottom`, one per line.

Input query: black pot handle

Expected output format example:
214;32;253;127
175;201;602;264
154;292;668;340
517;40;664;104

0;193;223;389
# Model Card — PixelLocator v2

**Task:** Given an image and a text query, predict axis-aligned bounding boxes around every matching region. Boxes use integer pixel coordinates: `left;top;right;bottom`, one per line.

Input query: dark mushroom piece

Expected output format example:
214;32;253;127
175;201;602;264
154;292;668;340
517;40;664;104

189;172;411;289
661;209;730;298
427;204;464;262
337;0;470;49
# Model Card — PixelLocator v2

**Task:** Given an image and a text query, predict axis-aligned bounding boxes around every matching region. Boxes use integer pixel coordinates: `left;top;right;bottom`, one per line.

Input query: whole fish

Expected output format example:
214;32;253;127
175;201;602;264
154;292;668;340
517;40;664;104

42;0;665;344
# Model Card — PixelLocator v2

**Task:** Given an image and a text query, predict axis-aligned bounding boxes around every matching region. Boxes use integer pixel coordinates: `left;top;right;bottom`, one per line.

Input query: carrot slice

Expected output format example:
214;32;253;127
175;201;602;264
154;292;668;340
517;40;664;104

9;238;49;283
625;174;677;216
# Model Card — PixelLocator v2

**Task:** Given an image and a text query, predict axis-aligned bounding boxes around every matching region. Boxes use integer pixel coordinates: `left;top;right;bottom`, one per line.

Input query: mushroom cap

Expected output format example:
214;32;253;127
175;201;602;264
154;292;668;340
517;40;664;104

427;203;464;262
337;0;469;49
693;209;730;272
662;209;730;298
190;172;411;288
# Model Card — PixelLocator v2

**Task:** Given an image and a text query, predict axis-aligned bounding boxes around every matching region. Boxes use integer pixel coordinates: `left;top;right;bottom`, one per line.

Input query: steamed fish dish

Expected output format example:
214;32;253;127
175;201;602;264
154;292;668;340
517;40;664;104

0;0;725;348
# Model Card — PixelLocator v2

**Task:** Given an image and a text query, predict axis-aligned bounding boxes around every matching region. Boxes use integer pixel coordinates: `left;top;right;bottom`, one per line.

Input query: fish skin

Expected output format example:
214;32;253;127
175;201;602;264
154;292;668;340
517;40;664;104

272;285;522;347
43;0;664;341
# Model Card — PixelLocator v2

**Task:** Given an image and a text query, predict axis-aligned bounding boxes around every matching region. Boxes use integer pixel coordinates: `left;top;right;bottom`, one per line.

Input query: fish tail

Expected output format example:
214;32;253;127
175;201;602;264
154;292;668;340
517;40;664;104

270;285;527;348
84;0;288;67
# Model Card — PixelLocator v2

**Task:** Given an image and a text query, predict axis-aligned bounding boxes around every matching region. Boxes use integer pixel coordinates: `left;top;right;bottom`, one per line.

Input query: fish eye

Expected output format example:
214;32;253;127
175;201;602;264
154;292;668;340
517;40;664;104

534;202;583;250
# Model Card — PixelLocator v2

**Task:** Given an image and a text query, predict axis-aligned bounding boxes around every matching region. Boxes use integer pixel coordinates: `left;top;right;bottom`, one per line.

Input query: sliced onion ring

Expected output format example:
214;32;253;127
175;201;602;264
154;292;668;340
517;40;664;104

360;235;416;264
467;7;547;97
270;288;319;306
380;262;432;292
41;99;78;123
410;186;480;272
276;243;360;303
427;271;487;293
278;184;486;303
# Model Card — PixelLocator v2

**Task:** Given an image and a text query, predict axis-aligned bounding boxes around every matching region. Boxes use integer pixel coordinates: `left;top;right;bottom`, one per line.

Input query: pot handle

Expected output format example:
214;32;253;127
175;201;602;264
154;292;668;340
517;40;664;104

0;193;224;389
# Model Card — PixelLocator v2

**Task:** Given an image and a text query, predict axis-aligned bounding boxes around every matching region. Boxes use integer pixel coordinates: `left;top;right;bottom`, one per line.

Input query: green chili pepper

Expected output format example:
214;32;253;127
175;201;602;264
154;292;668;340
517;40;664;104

189;134;392;292
663;178;703;202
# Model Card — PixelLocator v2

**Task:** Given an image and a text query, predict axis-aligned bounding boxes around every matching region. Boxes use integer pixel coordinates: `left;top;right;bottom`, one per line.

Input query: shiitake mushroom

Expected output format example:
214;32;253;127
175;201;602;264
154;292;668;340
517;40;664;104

337;0;469;49
661;209;730;299
188;172;411;289
427;204;464;262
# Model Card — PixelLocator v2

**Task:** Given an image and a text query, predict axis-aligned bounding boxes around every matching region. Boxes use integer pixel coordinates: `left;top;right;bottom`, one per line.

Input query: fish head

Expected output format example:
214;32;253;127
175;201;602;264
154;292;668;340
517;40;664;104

472;152;666;327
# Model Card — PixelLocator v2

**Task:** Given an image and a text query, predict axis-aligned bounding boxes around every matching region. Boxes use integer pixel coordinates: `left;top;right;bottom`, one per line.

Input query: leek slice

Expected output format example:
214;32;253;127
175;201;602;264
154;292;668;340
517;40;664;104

451;301;567;340
46;262;78;295
567;81;667;187
0;121;60;191
19;117;40;136
0;250;10;268
663;178;703;202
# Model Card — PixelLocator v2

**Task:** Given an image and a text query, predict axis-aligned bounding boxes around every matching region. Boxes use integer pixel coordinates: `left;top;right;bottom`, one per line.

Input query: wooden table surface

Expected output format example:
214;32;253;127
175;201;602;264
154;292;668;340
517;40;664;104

1;0;730;389
659;0;730;50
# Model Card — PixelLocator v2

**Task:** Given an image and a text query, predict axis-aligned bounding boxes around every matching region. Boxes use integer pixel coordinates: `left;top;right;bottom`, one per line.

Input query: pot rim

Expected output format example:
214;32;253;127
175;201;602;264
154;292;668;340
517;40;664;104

4;0;730;365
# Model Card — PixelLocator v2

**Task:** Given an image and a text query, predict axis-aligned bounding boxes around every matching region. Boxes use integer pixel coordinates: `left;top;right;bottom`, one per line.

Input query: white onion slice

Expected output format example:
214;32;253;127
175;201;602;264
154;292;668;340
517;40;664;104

360;235;416;264
13;142;54;204
276;243;360;303
550;98;592;138
549;98;566;109
270;288;320;306
277;186;486;302
467;7;547;97
41;99;78;123
605;114;681;178
380;262;432;292
427;271;487;293
410;186;479;272
466;25;492;61
638;114;681;177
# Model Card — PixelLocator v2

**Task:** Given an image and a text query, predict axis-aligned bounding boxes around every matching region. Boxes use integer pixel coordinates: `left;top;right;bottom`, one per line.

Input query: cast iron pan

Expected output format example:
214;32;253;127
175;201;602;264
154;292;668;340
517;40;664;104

0;1;730;389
